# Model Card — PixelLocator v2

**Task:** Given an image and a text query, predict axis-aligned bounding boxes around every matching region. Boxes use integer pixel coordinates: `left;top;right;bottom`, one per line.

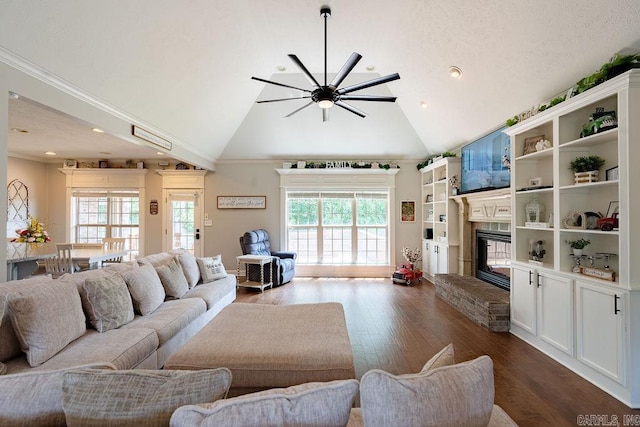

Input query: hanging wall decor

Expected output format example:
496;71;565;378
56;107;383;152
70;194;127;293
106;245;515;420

7;179;29;222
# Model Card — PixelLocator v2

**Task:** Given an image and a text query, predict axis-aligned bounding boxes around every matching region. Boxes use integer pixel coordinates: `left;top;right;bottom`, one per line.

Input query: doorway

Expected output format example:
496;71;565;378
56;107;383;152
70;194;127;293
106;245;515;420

164;190;203;256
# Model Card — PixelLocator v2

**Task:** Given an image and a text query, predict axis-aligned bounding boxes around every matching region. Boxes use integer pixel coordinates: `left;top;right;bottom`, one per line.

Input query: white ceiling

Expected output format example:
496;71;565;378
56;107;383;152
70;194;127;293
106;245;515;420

2;0;640;166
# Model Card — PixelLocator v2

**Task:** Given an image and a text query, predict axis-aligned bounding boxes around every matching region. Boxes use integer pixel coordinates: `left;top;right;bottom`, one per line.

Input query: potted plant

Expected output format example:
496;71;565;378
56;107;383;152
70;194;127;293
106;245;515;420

569;155;605;184
566;238;591;256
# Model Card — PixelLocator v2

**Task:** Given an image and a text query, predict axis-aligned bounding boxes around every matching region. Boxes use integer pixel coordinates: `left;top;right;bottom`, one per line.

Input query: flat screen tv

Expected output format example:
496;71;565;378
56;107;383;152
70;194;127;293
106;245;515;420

460;127;510;194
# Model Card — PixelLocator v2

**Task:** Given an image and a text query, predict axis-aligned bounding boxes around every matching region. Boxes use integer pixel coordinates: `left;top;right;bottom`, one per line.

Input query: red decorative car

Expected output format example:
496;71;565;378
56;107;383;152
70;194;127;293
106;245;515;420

597;212;619;231
392;264;422;285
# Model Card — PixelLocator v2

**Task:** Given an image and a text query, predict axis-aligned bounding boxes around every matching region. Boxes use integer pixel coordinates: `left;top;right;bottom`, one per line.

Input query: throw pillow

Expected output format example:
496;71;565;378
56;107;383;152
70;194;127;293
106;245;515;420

0;363;116;426
420;343;455;372
62;368;232;427
360;355;495;427
7;282;86;367
196;255;227;283
177;251;201;288
121;264;166;315
81;274;135;333
170;379;359;427
156;257;189;299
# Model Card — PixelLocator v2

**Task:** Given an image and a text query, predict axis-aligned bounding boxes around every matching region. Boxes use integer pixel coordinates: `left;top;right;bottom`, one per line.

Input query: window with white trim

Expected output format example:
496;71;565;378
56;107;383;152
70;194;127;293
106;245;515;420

287;191;389;265
71;190;140;259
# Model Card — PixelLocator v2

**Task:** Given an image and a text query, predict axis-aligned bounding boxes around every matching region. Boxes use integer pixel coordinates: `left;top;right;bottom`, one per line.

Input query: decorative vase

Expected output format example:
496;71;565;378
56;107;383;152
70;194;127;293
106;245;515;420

573;248;583;257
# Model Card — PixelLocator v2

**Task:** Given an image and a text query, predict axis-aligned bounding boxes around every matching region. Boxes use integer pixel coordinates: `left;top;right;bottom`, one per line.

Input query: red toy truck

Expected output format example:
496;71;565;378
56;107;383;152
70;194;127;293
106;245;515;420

392;264;422;285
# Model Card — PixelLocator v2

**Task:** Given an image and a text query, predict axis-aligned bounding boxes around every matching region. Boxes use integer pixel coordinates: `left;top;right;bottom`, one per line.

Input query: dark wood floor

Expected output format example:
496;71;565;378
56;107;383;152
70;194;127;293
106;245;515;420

235;277;640;427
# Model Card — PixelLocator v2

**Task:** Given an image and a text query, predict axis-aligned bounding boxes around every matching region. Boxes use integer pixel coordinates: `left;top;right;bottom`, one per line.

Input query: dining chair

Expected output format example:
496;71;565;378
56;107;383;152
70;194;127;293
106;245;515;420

44;255;74;279
56;243;80;271
102;237;126;265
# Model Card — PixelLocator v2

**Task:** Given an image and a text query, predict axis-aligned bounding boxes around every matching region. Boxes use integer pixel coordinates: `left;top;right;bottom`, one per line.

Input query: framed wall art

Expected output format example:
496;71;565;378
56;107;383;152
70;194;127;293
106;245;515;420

401;200;416;222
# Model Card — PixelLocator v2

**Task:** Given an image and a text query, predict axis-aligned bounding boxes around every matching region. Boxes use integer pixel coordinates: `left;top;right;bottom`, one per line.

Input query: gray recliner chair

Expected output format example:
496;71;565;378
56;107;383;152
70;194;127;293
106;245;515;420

239;229;296;287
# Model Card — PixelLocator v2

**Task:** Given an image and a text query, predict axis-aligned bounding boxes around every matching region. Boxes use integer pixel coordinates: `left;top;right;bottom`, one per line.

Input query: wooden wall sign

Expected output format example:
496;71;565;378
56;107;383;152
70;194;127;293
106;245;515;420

217;196;266;209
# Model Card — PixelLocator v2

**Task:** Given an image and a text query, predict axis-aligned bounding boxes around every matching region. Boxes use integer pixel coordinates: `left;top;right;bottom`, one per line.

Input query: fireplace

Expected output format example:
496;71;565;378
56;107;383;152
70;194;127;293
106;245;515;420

475;230;511;291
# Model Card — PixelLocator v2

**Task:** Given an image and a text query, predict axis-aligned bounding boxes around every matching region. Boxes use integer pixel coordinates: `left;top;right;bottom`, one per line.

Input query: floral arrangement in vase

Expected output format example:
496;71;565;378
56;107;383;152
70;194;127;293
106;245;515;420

401;247;422;265
12;217;51;243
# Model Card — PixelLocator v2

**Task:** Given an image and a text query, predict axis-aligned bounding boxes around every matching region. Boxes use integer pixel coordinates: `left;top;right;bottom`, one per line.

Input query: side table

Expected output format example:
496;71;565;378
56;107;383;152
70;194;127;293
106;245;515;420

236;255;274;292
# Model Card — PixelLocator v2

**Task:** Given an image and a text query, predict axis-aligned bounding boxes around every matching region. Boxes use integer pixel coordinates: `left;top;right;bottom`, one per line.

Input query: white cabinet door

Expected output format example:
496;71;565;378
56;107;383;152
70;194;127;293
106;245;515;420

436;244;449;274
422;240;432;277
537;272;574;356
428;242;438;276
511;265;537;334
576;281;625;384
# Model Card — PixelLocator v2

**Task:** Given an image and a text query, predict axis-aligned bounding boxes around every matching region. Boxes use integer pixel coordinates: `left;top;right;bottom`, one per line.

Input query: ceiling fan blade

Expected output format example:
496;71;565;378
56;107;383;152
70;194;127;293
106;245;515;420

285;101;315;118
329;52;362;89
323;108;329;122
288;54;321;88
251;76;312;93
335;101;366;118
337;73;400;95
257;96;311;103
338;95;397;102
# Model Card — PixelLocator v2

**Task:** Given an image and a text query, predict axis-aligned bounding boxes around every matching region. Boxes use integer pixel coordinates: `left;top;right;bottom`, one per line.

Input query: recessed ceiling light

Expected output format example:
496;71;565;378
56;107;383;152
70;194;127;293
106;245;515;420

156;152;165;155
44;151;56;156
449;66;462;79
277;65;286;72
99;151;111;155
10;128;28;133
420;101;428;109
366;65;375;71
92;127;105;133
8;92;19;99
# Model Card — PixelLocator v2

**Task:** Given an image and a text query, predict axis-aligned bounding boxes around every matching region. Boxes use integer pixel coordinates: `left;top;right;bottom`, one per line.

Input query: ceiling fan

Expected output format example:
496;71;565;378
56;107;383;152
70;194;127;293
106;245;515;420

251;6;400;122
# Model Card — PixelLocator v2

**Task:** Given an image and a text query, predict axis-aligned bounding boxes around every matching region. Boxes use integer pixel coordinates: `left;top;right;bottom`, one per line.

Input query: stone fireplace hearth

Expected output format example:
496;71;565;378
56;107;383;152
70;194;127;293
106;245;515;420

431;189;512;332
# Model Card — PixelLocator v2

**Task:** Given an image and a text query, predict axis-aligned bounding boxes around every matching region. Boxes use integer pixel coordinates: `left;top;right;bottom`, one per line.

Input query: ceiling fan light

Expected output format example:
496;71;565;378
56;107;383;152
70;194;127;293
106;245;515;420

318;99;334;109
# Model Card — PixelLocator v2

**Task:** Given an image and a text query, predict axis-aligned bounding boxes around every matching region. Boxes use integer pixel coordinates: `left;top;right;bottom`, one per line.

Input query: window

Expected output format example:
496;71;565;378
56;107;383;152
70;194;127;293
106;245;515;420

287;191;388;265
71;190;140;259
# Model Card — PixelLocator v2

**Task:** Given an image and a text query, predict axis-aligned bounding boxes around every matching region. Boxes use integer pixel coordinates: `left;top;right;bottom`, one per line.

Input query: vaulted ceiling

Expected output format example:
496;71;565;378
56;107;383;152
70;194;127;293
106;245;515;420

2;1;640;167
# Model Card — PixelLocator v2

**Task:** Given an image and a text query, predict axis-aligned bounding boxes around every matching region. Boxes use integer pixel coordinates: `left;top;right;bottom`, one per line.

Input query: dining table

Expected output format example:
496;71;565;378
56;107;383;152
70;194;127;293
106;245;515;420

6;243;129;281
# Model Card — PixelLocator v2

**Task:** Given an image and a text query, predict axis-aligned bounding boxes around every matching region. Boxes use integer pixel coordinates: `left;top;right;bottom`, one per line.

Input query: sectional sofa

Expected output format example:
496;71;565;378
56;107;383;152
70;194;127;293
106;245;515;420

0;249;236;425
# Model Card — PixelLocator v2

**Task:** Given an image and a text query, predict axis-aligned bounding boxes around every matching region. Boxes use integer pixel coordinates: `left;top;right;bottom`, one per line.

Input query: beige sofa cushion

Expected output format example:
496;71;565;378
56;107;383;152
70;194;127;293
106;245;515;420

8;281;86;367
0;363;116;427
62;368;231;427
177;251;201;288
81;274;134;332
0;276;56;363
122;264;165;315
170;379;359;427
197;255;227;283
156;257;189;299
360;355;495;427
421;343;455;372
121;298;206;346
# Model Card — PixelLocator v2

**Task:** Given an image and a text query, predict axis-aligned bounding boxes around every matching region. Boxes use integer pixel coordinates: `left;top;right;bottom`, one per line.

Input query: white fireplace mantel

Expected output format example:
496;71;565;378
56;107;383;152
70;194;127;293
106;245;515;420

453;188;511;223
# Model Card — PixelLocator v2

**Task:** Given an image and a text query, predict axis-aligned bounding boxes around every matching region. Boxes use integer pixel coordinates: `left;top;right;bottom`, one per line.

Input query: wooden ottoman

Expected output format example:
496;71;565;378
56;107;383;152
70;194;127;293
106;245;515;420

164;302;356;396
